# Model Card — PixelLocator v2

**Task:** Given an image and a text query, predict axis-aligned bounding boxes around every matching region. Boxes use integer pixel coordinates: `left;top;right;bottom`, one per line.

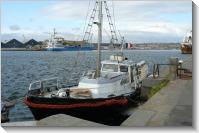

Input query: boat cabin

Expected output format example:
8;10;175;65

101;55;133;73
100;55;148;82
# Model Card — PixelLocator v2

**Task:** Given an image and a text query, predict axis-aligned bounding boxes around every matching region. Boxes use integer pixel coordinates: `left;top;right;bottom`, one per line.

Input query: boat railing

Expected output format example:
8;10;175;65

29;77;59;91
65;79;79;87
82;70;96;79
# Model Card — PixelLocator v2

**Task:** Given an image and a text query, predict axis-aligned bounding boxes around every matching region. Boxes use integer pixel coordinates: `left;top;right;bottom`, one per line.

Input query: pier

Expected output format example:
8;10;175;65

121;56;192;126
2;114;104;127
2;56;192;127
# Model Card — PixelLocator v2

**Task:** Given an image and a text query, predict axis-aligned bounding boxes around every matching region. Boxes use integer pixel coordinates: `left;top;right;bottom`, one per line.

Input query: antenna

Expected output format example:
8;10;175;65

22;34;26;43
118;30;125;53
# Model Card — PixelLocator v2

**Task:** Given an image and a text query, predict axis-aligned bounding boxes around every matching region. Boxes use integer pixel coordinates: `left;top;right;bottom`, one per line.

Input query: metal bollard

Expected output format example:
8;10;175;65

178;60;183;78
169;57;178;80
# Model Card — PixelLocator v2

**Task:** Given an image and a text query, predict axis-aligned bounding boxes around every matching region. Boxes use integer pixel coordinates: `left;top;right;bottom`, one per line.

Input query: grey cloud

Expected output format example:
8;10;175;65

42;1;95;21
1;29;182;43
122;30;182;43
111;1;192;22
3;1;191;43
9;25;21;31
1;33;47;42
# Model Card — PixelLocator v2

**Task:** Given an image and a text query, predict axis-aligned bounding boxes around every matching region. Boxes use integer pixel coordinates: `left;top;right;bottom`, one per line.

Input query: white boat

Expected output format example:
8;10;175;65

46;29;94;51
24;0;148;120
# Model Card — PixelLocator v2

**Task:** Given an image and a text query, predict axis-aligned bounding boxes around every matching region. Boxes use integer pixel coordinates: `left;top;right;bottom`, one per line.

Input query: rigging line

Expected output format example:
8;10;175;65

103;1;115;43
75;0;91;41
118;30;123;43
118;30;122;38
73;1;93;75
103;28;112;41
118;30;126;51
105;1;118;45
111;0;118;43
118;30;126;43
82;0;91;37
83;1;99;43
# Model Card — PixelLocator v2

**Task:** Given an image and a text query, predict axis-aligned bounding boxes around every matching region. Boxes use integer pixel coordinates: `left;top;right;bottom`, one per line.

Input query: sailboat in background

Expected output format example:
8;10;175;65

24;0;148;120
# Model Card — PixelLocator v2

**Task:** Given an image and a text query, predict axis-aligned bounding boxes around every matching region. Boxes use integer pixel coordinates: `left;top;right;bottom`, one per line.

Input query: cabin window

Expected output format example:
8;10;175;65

131;66;134;82
120;77;129;85
138;69;142;75
120;65;128;72
102;64;118;72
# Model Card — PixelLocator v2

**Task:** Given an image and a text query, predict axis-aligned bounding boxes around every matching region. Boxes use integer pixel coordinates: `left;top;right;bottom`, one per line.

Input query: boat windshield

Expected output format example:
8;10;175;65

120;65;128;72
102;64;118;72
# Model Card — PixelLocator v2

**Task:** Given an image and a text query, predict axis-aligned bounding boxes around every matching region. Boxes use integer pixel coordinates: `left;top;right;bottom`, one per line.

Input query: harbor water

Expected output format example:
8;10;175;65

1;50;189;124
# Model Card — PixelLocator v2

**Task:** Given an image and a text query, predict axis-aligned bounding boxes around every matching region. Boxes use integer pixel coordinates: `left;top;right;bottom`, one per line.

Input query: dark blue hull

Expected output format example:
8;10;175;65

46;46;94;51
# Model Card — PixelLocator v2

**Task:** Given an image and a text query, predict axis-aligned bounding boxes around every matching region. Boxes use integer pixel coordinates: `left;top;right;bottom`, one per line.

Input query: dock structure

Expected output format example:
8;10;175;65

121;56;192;126
1;114;104;127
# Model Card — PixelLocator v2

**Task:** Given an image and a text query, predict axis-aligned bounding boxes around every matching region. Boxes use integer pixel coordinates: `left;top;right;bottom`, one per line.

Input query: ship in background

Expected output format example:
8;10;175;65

180;30;192;54
46;29;94;51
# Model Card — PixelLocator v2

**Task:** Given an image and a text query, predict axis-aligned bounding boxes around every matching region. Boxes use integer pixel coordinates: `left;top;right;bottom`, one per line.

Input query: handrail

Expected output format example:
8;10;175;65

29;77;58;90
153;63;182;79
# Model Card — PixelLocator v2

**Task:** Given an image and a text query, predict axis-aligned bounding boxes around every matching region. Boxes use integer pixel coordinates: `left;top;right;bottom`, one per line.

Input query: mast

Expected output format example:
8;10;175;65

95;0;102;78
120;36;124;54
53;28;56;48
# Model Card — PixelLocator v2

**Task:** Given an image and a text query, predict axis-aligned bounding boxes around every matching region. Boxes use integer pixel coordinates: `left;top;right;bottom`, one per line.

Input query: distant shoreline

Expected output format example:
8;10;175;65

1;48;179;51
1;48;46;51
1;43;180;51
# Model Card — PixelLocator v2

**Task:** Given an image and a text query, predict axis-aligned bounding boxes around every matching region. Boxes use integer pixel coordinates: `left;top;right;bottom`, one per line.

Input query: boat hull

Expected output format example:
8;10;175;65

27;103;127;120
46;46;94;51
24;93;139;120
180;45;192;54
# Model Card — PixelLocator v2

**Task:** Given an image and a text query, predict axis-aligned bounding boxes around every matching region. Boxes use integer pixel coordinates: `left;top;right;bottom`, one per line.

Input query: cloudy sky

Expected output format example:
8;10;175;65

1;0;192;43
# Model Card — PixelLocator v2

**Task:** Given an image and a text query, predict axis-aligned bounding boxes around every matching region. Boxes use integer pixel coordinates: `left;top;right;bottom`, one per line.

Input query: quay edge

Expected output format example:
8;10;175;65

121;55;192;126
